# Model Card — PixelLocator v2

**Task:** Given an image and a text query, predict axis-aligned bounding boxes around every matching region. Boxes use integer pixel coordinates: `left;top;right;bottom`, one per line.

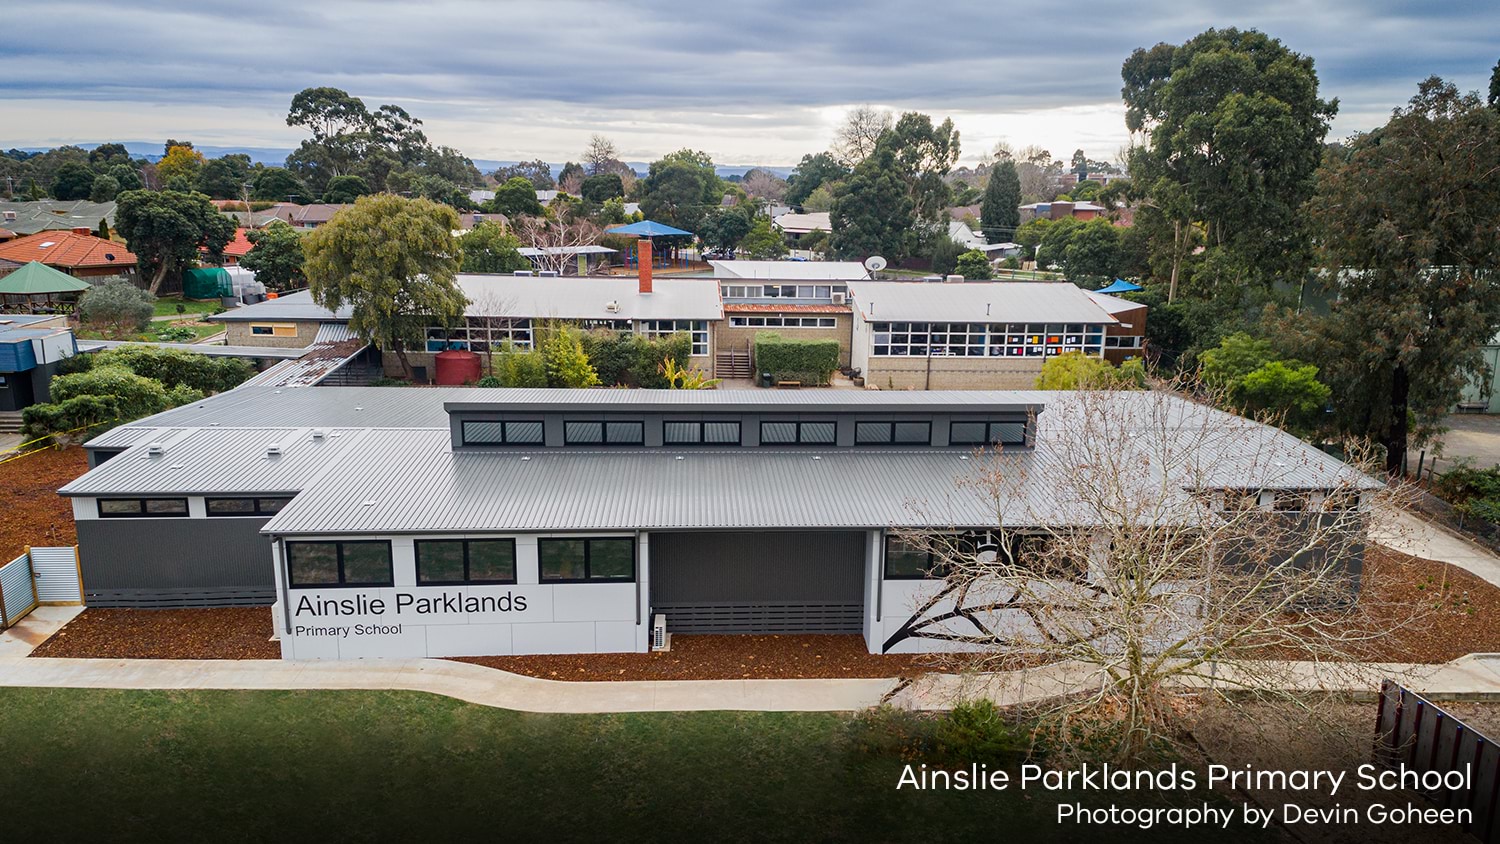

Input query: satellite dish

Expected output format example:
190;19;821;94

864;255;888;272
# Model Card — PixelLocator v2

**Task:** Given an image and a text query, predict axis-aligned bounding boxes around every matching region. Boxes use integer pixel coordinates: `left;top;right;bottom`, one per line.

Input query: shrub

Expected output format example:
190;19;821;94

539;323;600;388
579;329;691;388
476;375;503;388
154;325;198;342
932;699;1030;764
93;346;253;393
1035;352;1143;390
24;365;173;438
493;342;549;388
954;249;994;280
77;279;155;338
21;394;121;440
175;303;187;314
754;332;840;385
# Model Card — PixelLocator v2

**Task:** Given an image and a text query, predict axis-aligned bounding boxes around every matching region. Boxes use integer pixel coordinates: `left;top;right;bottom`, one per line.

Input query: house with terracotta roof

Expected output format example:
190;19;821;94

204;228;256;266
0;230;137;280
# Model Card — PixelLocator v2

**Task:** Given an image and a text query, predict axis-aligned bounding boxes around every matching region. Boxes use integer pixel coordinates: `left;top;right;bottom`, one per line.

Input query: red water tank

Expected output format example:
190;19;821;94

433;350;483;385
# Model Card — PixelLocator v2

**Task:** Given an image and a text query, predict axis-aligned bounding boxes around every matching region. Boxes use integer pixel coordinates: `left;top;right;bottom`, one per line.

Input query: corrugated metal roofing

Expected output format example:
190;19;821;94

61;427;368;496
711;260;868;280
313;323;356;343
847;280;1119;324
208;291;353;323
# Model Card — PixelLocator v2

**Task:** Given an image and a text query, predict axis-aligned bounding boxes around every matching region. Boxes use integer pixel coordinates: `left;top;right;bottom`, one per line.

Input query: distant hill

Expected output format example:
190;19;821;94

9;143;795;179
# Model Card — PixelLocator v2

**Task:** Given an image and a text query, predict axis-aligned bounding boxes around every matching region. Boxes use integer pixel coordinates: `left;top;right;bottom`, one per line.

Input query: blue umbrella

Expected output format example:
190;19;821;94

1096;278;1143;294
609;220;694;238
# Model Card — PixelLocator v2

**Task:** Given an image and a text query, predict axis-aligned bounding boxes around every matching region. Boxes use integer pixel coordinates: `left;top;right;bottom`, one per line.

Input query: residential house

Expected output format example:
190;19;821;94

0;200;116;236
1019;201;1107;223
772;211;830;247
0;230;137;280
0;314;77;411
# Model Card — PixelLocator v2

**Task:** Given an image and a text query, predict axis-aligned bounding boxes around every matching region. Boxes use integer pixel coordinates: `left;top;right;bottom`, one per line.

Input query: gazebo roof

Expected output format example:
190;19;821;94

0;261;92;295
609;220;694;238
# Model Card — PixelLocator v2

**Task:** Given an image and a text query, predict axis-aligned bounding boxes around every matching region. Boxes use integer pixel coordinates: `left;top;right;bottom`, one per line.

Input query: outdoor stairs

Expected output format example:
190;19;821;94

716;348;752;379
0;412;21;435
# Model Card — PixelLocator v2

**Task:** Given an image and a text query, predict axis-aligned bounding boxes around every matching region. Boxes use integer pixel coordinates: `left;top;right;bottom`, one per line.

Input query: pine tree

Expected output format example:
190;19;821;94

980;160;1021;241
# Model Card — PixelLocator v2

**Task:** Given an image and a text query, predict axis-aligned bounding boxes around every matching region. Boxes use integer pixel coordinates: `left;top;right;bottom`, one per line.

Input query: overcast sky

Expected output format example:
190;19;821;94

2;0;1496;167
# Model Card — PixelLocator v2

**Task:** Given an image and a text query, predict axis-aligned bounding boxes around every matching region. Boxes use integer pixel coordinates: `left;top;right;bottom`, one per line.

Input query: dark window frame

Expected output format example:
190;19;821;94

948;419;1028;447
204;497;294;517
563;420;646;447
285;540;394;589
759;420;837;446
537;536;637;583
855;420;933;446
883;534;946;580
414;538;518;585
97;497;189;518
461;419;545;446
662;419;743;446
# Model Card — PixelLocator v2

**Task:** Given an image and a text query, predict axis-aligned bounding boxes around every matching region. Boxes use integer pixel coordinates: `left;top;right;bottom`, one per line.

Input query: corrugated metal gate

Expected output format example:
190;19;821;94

650;531;865;634
0;553;38;628
1376;680;1500;842
30;546;83;604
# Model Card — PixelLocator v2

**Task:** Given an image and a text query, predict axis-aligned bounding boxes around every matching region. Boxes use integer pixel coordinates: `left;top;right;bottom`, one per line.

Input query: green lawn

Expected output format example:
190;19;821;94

0;688;1276;843
152;296;222;318
76;322;225;343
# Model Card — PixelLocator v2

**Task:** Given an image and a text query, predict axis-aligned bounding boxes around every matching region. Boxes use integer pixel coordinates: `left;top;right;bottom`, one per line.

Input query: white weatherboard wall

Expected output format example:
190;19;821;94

275;533;648;660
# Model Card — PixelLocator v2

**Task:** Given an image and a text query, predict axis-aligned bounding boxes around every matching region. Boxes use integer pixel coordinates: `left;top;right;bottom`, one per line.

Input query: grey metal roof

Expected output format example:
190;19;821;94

313;323;356;343
61;427;370;497
76;340;308;360
444;388;1048;413
711;260;869;280
846;280;1119;324
84;425;178;450
208;275;723;323
208;291;353;323
515;246;617;256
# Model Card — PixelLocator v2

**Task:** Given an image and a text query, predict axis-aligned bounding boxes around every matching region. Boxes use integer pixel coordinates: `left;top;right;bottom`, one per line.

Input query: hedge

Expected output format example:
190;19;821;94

578;329;691;388
754;332;840;385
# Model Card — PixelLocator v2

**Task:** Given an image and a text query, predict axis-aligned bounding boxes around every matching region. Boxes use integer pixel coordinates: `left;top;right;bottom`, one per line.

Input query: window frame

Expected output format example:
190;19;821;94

563;420;646;446
759;420;837;446
285;540;394;589
96;497;190;518
537;536;637;583
855;420;932;446
461;419;546;447
204;497;294;517
948;420;1028;447
883;534;946;580
662;419;742;446
414;538;518;585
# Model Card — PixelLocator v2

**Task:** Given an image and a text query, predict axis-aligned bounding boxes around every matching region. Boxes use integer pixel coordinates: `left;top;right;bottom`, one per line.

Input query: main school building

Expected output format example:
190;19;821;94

57;385;1371;660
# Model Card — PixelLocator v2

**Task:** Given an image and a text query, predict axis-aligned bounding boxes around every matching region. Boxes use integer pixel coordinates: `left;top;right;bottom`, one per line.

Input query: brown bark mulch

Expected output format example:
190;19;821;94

24;547;1500;673
0;445;87;560
454;634;939;681
29;608;280;659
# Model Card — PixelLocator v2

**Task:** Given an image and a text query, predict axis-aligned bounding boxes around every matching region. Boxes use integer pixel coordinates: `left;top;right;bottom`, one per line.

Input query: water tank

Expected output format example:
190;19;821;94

433;350;483;385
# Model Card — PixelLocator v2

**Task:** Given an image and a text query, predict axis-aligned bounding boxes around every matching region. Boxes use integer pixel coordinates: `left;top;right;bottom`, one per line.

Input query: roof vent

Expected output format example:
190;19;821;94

538;270;560;278
265;444;283;457
513;270;533;276
145;442;165;456
311;429;327;440
945;274;965;283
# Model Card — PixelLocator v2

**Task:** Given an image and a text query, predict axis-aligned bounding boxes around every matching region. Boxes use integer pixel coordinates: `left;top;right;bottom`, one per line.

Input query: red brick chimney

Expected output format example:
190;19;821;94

638;237;653;294
72;227;91;236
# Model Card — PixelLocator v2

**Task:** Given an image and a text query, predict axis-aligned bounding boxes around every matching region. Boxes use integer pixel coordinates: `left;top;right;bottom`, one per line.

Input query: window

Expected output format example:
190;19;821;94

760;420;835;445
855;421;932;445
97;498;188;518
1274;492;1312;512
462;420;545;446
884;535;942;579
249;323;298;338
538;537;636;582
205;497;293;517
949;420;1027;447
286;541;393;588
564;420;644;445
728;315;838;328
663;420;741;445
415;539;517;584
428;318;534;353
639;320;709;356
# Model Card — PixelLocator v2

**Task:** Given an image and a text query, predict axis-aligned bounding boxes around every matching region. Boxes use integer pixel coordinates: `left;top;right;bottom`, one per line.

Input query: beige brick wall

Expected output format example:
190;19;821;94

223;320;321;348
863;357;1043;390
716;316;853;367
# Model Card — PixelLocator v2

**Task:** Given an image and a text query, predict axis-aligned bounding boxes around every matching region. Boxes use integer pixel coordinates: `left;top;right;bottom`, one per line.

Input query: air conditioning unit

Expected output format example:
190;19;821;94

538;270;560;278
830;292;846;305
605;300;620;313
512;270;533;276
651;614;669;651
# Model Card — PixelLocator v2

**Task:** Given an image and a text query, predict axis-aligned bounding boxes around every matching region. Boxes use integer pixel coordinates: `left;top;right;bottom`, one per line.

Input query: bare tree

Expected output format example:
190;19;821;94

513;215;602;275
833;106;893;167
891;382;1427;762
559;170;585;196
742;168;788;202
583;134;619;176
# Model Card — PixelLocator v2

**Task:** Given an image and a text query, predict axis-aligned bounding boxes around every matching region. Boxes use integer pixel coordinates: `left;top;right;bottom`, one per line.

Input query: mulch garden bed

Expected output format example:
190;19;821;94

455;634;939;681
24;545;1500;673
29;608;280;660
0;445;88;560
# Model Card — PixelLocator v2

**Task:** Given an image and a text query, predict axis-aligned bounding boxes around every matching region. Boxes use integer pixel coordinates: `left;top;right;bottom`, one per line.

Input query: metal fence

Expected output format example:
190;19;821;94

1376;680;1500;842
0;553;38;628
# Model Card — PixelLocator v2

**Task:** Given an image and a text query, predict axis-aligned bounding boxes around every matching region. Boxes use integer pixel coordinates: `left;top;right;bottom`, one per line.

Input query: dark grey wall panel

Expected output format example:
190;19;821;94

78;517;275;607
650;530;865;632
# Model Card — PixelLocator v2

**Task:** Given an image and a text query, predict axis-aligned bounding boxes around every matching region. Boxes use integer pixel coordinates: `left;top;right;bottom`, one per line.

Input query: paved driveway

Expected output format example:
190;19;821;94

1429;414;1500;475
